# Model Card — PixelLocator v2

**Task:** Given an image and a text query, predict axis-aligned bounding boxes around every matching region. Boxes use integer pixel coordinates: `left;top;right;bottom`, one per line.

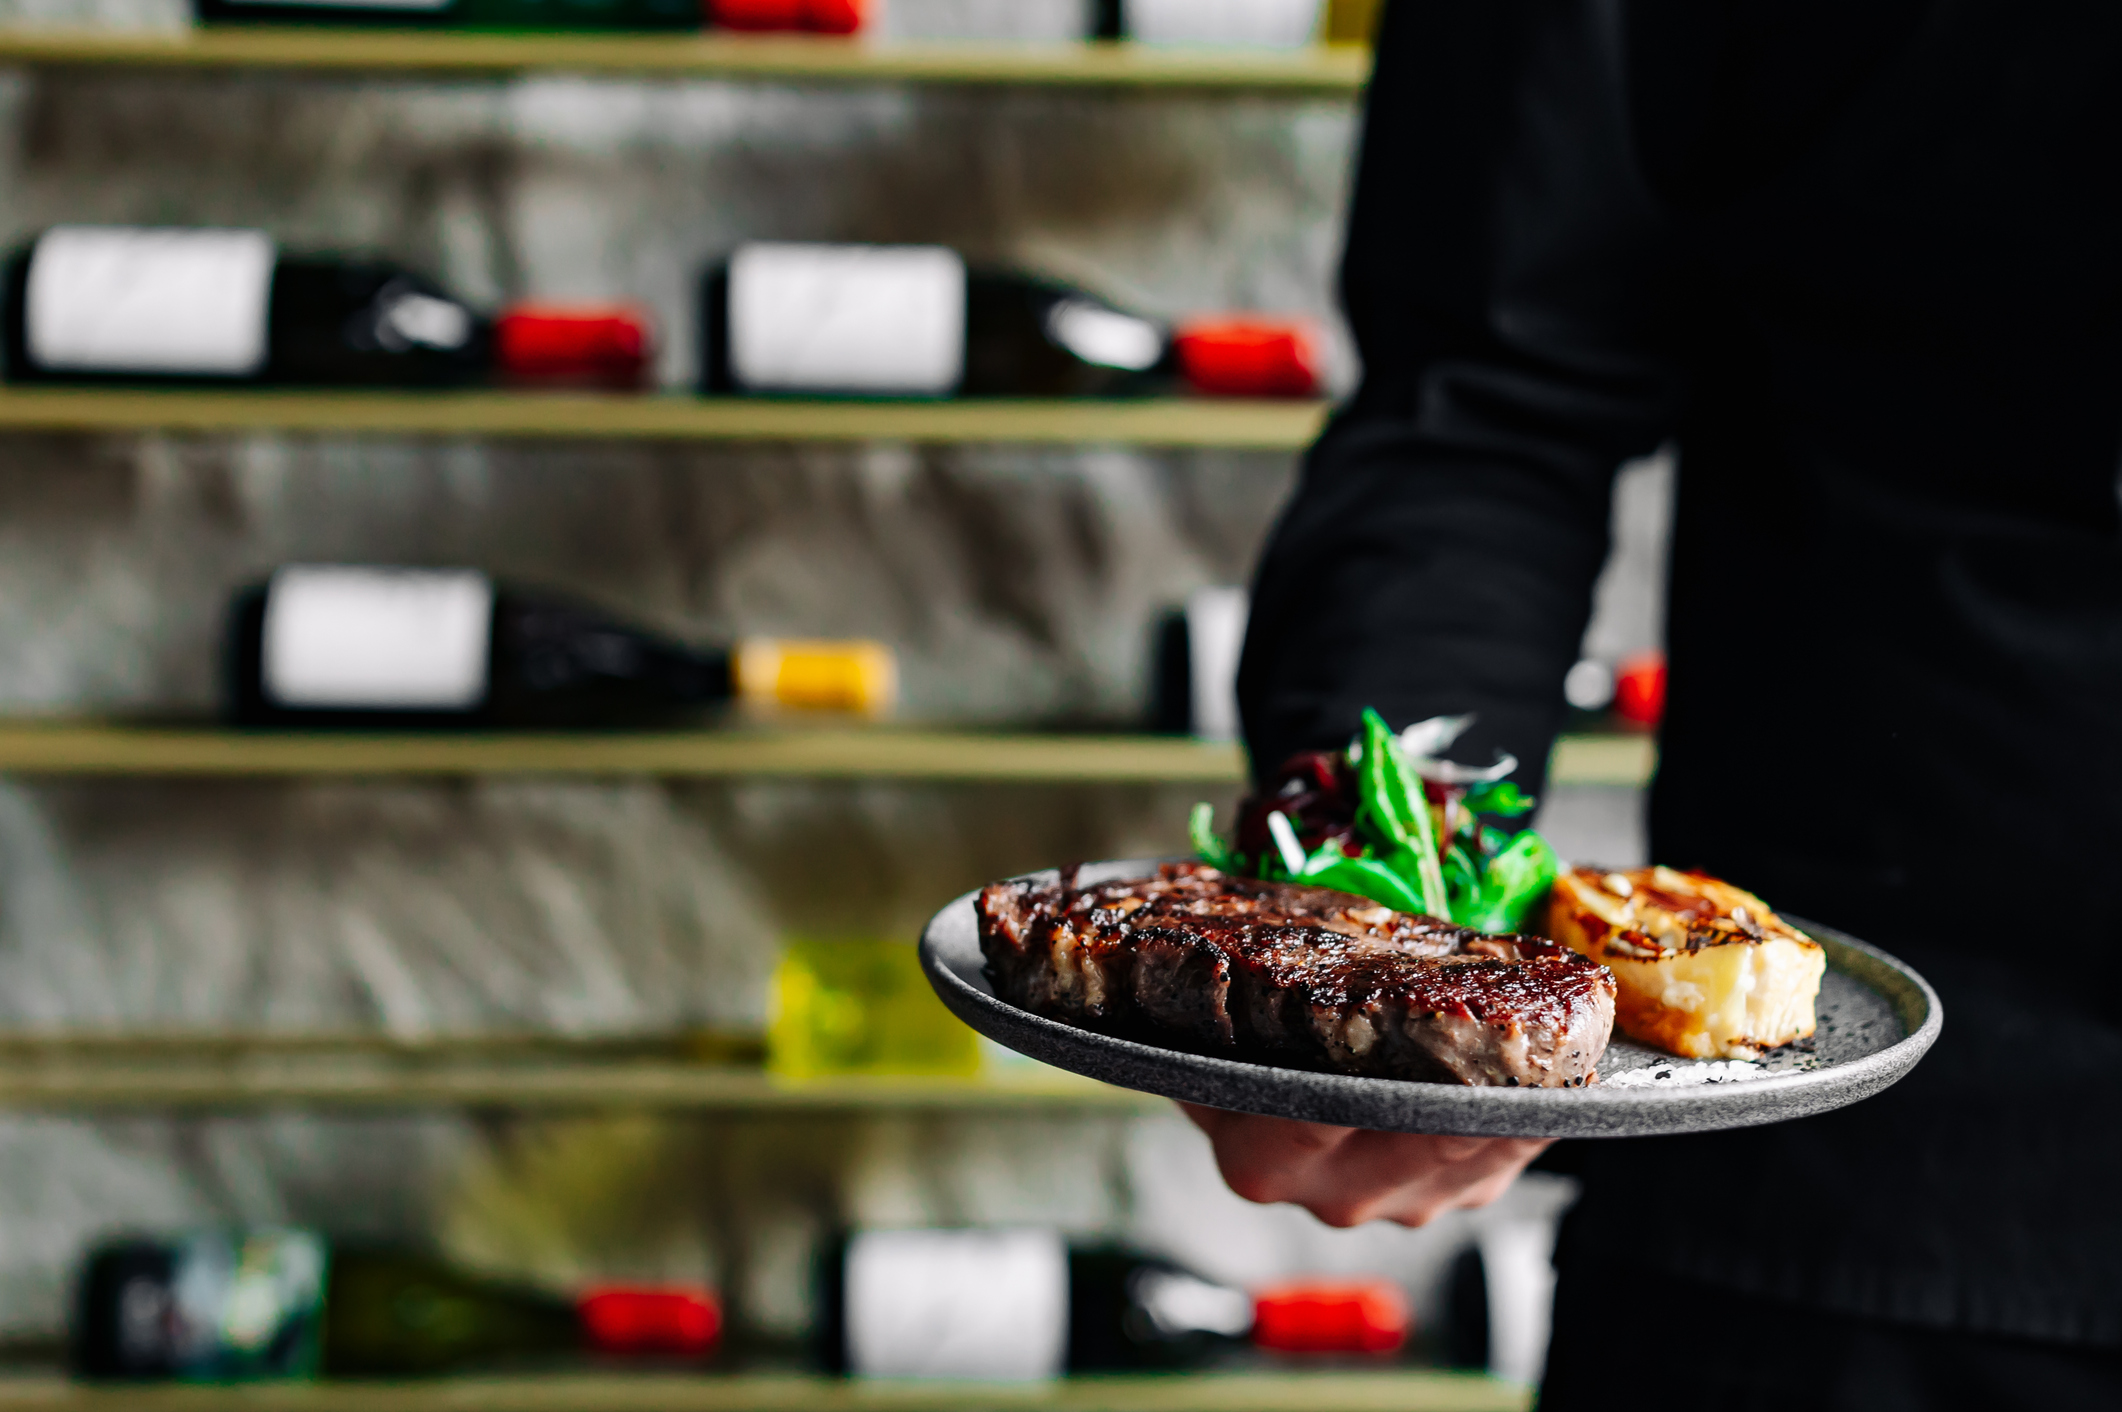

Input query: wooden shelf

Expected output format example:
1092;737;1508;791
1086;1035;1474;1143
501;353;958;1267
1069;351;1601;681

1547;732;1656;788
0;390;1331;450
0;1038;1153;1113
0;1371;1526;1412
0;29;1371;93
0;726;1252;783
0;724;1655;787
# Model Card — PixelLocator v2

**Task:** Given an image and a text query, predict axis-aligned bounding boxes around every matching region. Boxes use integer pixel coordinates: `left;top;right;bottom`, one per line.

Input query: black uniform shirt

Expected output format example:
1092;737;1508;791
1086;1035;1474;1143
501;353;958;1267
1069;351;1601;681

1239;0;2122;1345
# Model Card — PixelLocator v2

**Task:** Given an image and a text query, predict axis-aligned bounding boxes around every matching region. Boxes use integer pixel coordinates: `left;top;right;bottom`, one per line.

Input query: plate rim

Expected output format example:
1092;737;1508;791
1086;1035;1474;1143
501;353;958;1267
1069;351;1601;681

920;860;1944;1139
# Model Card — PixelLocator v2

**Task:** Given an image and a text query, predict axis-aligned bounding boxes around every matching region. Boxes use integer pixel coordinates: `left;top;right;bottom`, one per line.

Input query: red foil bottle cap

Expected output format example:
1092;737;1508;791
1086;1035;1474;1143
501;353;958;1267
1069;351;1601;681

1251;1281;1410;1355
1614;651;1668;728
1173;318;1321;398
710;0;864;30
709;0;804;28
802;0;865;32
576;1286;722;1357
493;305;653;387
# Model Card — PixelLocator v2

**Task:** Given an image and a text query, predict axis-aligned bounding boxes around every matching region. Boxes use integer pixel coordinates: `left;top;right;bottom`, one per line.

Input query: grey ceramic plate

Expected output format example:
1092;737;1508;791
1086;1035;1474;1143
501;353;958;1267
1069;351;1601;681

921;860;1942;1139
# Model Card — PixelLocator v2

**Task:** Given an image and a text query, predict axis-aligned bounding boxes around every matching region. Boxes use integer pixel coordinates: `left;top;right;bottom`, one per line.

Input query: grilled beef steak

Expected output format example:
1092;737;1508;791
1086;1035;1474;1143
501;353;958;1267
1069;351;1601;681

977;863;1615;1087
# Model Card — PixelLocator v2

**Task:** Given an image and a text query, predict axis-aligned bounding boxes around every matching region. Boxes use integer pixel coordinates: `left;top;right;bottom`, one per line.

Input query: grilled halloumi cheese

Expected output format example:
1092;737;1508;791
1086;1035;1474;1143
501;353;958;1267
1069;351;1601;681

1542;867;1826;1060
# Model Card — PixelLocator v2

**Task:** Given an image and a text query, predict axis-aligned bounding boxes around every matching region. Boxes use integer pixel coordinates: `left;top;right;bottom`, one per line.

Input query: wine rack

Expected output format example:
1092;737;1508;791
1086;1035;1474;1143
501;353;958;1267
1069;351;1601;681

0;1371;1530;1412
0;723;1656;787
0;390;1329;451
0;29;1372;93
0;25;1569;1412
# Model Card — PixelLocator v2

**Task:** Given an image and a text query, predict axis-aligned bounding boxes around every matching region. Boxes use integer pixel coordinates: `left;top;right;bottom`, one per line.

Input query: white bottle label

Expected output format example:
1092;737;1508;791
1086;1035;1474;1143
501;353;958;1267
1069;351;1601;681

1186;586;1249;743
1126;0;1324;48
25;226;276;376
727;243;967;396
261;567;494;711
165;1231;330;1375
843;1229;1068;1381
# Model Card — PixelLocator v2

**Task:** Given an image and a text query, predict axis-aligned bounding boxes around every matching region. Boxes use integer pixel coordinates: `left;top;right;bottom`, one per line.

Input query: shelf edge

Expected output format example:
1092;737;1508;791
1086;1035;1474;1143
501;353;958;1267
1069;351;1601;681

0;726;1655;786
0;391;1333;450
0;30;1373;92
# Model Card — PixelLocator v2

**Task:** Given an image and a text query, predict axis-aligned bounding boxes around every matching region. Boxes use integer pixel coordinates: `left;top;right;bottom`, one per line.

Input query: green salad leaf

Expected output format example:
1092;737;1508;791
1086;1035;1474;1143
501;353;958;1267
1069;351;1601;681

1355;709;1451;918
1189;802;1237;871
1464;780;1538;819
1464;830;1560;934
1191;709;1562;935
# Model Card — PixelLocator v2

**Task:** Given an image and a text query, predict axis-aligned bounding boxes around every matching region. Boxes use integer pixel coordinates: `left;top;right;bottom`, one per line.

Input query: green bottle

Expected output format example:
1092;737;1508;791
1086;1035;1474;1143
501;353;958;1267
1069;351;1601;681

73;1232;719;1381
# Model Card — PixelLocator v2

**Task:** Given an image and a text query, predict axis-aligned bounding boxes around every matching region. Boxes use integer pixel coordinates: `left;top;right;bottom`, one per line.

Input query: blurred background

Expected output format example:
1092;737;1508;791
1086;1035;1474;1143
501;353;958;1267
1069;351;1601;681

0;1;1668;1406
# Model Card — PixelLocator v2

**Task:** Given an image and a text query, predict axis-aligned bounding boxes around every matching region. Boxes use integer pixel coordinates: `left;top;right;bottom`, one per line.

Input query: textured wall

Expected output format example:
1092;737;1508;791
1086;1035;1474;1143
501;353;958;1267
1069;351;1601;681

0;3;1667;1353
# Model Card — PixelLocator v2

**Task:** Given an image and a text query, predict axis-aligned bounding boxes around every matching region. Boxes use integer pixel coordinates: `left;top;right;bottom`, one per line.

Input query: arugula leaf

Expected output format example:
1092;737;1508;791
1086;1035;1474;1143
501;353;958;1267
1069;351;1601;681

1357;709;1450;918
1465;830;1560;934
1464;780;1538;818
1302;850;1427;914
1190;802;1237;870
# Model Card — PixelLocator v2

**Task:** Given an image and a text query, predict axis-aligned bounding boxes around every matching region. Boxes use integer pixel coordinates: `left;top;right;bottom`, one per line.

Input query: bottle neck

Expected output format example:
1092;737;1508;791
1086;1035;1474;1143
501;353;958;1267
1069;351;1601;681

493;594;736;708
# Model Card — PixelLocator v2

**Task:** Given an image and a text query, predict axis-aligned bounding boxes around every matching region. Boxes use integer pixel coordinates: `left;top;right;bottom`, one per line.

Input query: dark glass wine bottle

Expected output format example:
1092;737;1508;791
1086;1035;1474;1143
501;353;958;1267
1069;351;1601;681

812;1229;1407;1380
72;1232;719;1381
2;227;489;388
226;566;896;730
699;243;1177;399
192;0;699;31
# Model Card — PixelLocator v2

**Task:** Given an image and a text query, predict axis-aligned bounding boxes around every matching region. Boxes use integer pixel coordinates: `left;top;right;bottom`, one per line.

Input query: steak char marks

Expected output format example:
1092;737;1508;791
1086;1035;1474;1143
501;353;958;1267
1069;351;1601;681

978;863;1615;1087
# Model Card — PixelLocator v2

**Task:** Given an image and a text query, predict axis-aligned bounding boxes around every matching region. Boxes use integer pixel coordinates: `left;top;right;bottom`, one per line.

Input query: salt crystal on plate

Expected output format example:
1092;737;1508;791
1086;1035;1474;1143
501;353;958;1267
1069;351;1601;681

1603;1060;1769;1089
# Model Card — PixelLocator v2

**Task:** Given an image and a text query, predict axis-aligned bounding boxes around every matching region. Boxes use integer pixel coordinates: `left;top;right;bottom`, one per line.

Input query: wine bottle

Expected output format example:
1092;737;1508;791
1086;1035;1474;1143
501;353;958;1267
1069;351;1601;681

193;0;699;31
699;243;1320;400
1092;0;1325;48
813;1229;1408;1380
1149;586;1249;740
225;566;897;729
72;1231;719;1381
2;227;488;388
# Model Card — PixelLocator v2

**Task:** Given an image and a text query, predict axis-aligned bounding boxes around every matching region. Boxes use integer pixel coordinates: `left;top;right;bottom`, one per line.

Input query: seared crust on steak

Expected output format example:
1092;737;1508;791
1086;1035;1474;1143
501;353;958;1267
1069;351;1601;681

977;863;1615;1088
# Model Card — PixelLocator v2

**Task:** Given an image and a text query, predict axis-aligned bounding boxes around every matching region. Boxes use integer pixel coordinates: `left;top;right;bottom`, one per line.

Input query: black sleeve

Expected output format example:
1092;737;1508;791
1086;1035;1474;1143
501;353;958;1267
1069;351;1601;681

1237;0;1684;790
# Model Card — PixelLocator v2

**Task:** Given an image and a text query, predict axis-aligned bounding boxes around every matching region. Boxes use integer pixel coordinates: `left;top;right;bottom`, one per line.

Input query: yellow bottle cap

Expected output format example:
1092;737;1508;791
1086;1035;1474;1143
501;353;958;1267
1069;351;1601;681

732;639;898;715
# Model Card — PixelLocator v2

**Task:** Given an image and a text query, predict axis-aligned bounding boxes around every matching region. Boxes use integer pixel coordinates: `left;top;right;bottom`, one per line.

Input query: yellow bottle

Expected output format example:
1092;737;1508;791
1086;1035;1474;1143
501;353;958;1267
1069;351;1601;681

1323;0;1384;45
769;937;982;1080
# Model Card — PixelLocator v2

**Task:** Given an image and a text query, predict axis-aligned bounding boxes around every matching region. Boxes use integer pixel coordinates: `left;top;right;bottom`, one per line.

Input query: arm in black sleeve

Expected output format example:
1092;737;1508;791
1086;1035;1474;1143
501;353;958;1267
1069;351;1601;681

1238;0;1684;790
